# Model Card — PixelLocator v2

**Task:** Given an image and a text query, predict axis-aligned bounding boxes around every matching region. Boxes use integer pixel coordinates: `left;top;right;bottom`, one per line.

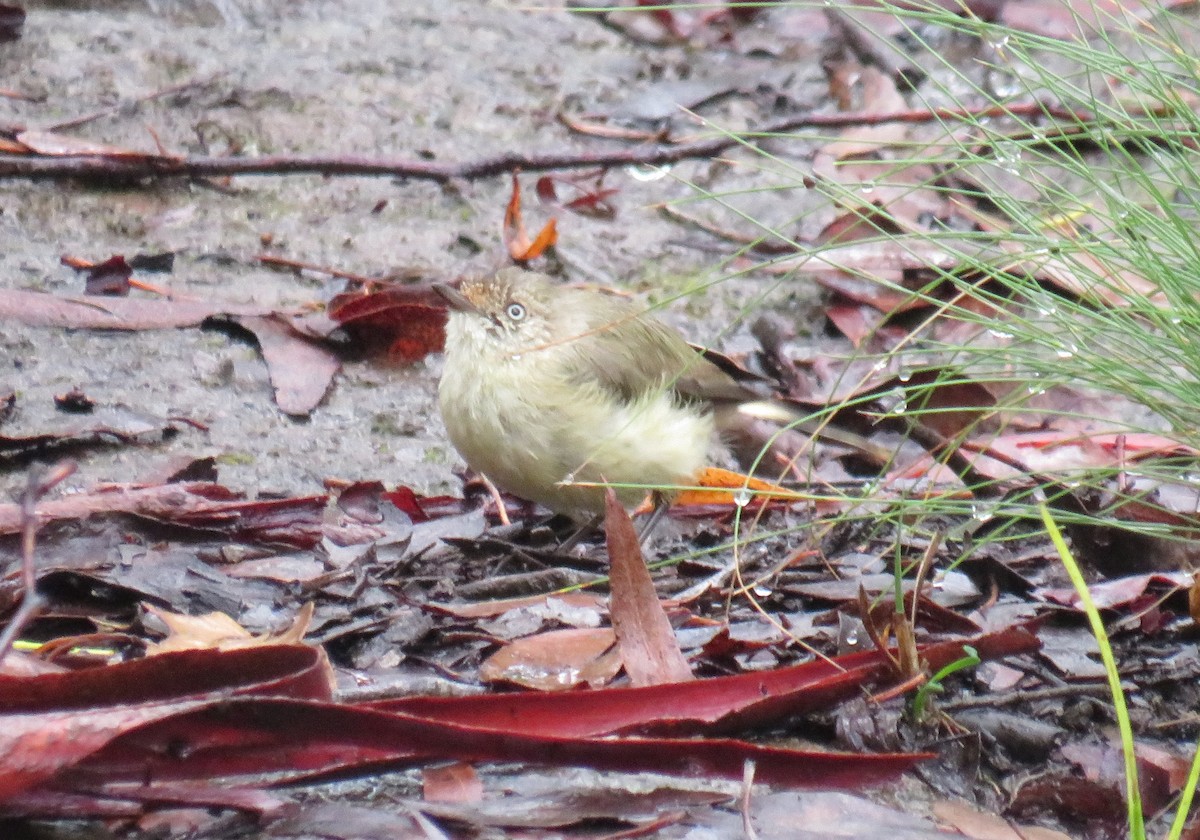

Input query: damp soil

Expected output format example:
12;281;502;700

0;0;843;500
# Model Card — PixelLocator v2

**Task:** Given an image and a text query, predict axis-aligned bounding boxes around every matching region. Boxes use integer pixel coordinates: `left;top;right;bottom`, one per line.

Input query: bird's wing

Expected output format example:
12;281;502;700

558;292;750;405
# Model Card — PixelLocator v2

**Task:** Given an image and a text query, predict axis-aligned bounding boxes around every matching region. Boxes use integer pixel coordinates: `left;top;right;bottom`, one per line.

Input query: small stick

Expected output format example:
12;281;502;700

740;759;760;840
826;8;924;88
0;103;1095;184
255;254;378;286
0;460;76;662
45;74;225;132
0;88;43;102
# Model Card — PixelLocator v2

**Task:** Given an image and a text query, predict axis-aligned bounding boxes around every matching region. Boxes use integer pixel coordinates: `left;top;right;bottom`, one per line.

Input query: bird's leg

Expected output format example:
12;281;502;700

557;492;671;552
636;490;672;545
558;512;604;553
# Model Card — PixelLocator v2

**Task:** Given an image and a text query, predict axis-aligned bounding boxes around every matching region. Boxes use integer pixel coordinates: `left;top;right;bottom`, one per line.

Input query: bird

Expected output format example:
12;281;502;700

432;265;883;520
435;267;885;522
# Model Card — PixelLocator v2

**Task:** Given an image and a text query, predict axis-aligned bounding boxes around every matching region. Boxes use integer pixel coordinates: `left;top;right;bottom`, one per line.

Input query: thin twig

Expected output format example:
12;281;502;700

255;254;378;285
825;8;923;88
939;680;1114;710
656;204;796;254
0;88;43;103
45;73;226;132
0;102;1092;184
0;460;76;662
740;759;760;840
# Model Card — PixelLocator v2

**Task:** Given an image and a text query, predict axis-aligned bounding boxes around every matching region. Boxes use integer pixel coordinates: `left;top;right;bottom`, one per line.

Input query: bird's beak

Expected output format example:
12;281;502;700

433;283;479;315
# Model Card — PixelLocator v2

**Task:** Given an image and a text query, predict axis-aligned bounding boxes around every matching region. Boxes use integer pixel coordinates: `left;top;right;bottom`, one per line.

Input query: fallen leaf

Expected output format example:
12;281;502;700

0;645;333;803
605;490;693;686
422;761;482;804
479;627;621;691
0;481;384;547
374;627;1040;738
145;603;314;655
427;591;607;620
672;466;804;509
536;171;619;218
233;315;341;416
503;171;558;262
61;254;133;296
0;287;282;329
327;285;447;362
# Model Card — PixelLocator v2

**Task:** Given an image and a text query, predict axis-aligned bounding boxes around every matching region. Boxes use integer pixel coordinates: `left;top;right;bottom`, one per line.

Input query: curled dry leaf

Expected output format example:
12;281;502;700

145;602;315;655
503;171;558;262
327;285;447;363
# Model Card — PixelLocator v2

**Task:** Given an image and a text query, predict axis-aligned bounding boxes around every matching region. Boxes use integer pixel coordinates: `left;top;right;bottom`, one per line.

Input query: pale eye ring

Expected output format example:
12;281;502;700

505;302;527;321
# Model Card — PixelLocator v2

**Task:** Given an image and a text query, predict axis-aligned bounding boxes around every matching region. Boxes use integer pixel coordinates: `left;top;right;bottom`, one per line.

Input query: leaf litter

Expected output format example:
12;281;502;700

4;2;1200;838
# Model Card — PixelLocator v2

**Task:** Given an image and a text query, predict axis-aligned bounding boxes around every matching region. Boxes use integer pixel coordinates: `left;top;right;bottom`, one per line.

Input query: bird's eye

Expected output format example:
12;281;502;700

505;302;527;322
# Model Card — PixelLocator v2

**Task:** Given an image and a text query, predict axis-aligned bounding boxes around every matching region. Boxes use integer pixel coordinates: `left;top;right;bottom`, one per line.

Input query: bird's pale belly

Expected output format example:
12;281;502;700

440;368;712;517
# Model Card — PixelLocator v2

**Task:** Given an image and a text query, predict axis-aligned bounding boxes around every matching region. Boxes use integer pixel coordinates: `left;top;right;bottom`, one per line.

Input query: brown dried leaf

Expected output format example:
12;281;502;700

17;129;175;160
479;627;621;691
233;315;341;416
606;490;693;686
145;603;314;655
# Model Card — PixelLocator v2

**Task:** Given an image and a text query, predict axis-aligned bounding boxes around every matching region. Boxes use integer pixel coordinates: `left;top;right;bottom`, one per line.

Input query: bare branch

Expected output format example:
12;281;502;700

0;103;1091;184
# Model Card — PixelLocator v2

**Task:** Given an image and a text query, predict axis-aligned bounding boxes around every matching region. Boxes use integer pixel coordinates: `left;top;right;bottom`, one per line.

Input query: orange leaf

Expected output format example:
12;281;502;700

673;466;806;508
520;216;558;260
502;171;558;261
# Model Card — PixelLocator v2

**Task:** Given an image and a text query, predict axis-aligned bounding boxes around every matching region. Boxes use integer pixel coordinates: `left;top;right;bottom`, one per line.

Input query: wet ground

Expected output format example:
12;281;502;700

0;0;840;501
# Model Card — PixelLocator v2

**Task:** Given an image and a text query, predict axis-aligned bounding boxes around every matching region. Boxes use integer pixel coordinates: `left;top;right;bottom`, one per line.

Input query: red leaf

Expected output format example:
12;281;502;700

563;188;619;217
74;697;928;791
535;175;558;204
636;0;687;37
0;646;330;803
61;254;134;296
535;172;619;218
370;626;1040;738
328;286;447;362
